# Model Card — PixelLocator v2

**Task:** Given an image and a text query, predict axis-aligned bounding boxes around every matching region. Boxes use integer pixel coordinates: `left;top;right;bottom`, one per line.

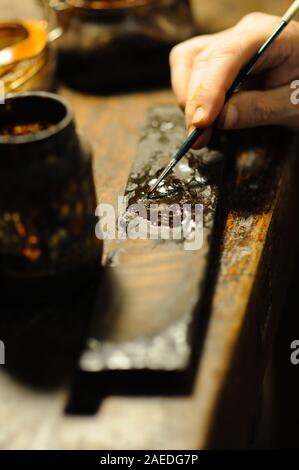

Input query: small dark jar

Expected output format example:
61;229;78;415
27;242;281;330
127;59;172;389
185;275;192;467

0;92;102;300
51;0;196;93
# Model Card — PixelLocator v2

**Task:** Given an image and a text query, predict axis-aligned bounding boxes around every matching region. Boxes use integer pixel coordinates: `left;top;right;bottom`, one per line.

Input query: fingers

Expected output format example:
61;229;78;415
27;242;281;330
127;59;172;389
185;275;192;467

171;13;299;144
218;85;299;130
170;30;231;109
263;21;299;89
185;13;298;132
254;20;299;78
170;37;213;109
189;127;213;149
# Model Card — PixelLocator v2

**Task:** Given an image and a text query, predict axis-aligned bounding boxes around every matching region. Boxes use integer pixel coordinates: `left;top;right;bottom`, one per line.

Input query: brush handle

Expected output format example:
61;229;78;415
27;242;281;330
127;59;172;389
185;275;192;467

283;0;299;23
183;20;289;160
175;0;299;164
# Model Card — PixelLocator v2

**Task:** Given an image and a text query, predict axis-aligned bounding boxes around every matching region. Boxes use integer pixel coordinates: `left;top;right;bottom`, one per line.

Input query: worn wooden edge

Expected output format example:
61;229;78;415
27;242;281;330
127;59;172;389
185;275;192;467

72;105;226;393
199;134;299;448
61;90;299;449
0;86;297;449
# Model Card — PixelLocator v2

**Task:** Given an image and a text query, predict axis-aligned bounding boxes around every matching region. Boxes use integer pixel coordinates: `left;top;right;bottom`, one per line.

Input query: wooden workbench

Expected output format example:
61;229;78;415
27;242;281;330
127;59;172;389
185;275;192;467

0;0;299;450
0;85;298;449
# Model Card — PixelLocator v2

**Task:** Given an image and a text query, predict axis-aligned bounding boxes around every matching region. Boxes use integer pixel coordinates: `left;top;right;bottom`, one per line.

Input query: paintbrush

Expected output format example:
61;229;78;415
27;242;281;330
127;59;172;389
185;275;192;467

148;0;299;197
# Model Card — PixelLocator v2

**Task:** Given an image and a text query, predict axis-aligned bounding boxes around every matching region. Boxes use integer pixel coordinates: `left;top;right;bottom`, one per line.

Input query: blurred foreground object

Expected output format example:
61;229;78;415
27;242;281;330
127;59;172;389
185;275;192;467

191;0;291;32
0;92;102;301
0;19;56;92
50;0;196;92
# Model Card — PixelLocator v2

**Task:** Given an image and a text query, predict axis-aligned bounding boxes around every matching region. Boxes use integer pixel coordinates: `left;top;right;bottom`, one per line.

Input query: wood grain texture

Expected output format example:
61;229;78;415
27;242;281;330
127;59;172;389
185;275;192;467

0;0;298;450
191;0;291;32
0;87;298;449
67;105;226;406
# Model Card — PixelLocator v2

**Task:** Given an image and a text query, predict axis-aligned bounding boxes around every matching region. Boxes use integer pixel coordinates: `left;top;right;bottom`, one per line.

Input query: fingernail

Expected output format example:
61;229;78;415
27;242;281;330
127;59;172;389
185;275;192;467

223;104;238;128
192;107;205;126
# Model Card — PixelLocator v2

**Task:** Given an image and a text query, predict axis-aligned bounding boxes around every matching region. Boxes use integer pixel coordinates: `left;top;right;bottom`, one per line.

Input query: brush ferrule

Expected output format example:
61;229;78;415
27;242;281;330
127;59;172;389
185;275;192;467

283;0;299;23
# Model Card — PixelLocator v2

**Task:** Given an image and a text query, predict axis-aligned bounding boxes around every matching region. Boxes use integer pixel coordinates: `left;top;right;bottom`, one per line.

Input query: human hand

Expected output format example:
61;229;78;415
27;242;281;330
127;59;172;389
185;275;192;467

170;13;299;147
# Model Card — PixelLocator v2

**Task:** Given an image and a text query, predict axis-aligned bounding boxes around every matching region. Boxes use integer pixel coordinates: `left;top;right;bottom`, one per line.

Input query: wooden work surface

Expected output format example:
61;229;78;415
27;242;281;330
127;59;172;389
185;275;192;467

1;0;299;450
0;85;298;449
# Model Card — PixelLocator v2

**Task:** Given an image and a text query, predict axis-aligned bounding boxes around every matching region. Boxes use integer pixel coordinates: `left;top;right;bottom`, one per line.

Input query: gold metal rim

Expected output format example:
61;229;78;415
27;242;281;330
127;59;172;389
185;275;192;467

0;21;48;68
1;53;47;93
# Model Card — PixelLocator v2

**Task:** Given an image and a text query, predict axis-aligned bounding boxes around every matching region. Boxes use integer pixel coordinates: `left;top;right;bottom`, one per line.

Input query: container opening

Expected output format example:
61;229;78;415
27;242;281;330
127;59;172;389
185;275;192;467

0;95;68;137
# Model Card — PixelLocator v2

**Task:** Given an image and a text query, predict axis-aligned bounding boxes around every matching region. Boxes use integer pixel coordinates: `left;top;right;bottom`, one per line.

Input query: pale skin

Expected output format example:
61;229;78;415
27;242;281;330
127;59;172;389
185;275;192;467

170;13;299;148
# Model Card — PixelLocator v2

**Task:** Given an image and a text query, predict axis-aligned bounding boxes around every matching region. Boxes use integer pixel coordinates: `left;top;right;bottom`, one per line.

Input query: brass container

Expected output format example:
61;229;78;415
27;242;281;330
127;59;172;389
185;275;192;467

0;20;56;94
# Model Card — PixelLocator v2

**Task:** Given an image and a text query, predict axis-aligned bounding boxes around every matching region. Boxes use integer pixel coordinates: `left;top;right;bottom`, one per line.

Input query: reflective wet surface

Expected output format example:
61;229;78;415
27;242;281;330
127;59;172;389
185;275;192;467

125;145;224;232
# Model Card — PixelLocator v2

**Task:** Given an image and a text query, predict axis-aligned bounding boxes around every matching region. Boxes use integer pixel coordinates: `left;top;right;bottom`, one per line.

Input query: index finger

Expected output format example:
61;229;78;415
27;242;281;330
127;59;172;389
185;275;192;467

186;13;289;130
170;30;232;108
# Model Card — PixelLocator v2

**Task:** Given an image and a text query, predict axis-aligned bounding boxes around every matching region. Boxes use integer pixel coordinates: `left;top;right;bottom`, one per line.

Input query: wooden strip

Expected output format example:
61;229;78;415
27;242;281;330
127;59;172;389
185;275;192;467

0;84;297;448
68;105;227;409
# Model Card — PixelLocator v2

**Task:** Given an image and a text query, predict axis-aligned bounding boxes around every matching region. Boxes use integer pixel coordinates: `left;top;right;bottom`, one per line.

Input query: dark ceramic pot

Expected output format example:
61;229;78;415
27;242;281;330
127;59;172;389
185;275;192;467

51;0;196;93
0;92;102;300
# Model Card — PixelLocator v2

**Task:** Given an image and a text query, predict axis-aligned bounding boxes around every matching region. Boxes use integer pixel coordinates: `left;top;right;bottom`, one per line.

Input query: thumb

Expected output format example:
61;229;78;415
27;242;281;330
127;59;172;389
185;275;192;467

218;85;296;129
